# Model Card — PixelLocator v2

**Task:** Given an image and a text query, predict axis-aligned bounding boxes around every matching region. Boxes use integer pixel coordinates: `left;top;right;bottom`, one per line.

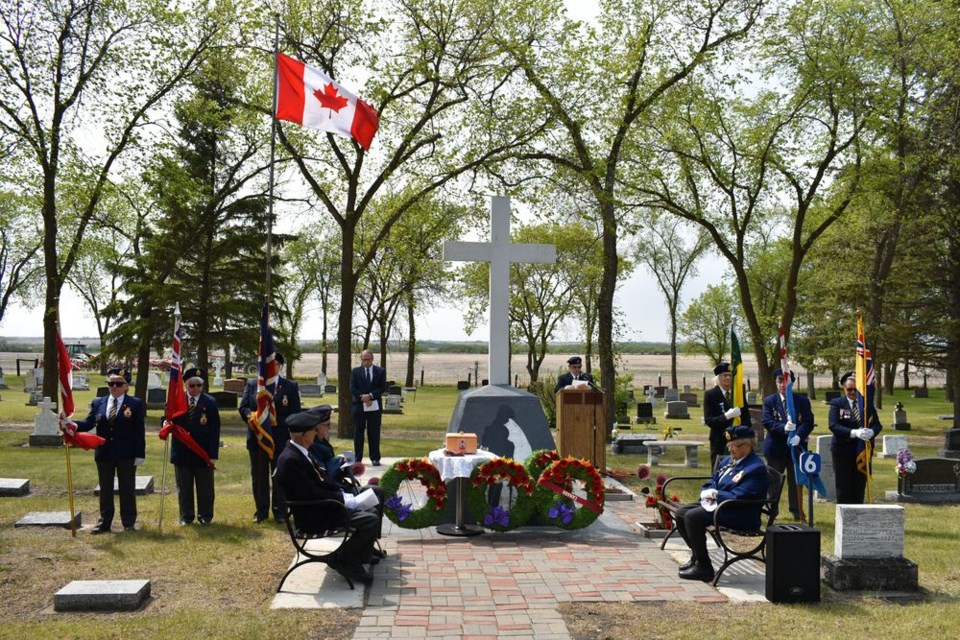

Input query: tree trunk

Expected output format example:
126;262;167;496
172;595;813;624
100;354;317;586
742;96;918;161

598;200;618;438
669;304;679;390
805;370;816;400
337;225;357;440
405;298;416;388
884;361;896;395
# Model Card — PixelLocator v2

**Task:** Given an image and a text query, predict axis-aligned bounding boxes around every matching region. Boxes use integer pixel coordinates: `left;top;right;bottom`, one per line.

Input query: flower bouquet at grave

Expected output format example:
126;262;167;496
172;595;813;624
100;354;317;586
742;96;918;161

896;448;917;478
636;465;677;530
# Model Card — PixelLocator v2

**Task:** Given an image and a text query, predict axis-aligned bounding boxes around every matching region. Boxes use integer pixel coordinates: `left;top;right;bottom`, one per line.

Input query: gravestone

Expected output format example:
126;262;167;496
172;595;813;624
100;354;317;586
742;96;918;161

383;394;403;414
95;476;155;496
822;504;918;591
814;434;836;501
912;386;929;399
610;433;658;454
210;390;237;409
15;511;82;529
27;390;43;406
387;385;402;397
683;384;691;393
29;397;62;447
72;373;90;391
679;392;699;407
643;384;653;395
881;435;908;458
323;384;337;394
96;386;110;397
456;380;470;390
636;402;656;425
0;366;7;389
146;388;166;409
747;407;766;447
316;371;328;388
0;478;30;496
746;391;759;405
893;402;911;431
663;388;679;402
223;378;246;394
824;390;841;403
24;368;43;393
664;400;689;419
939;429;960;460
54;579;151;612
897;457;960;503
146;372;163;389
213;358;224;387
300;384;322;398
653;386;667;398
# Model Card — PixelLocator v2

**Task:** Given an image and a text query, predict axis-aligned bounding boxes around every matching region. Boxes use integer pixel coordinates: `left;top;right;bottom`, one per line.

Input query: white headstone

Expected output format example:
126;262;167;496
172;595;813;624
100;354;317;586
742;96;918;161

213;358;224;386
72;373;89;391
835;504;905;559
24;368;40;392
443;196;556;385
146;372;163;389
32;397;60;437
0;367;8;389
881;435;909;459
317;371;328;388
815;434;836;501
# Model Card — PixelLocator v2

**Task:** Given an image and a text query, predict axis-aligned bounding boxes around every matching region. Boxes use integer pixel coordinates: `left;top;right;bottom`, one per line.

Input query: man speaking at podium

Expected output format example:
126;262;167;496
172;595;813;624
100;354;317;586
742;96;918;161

554;356;594;393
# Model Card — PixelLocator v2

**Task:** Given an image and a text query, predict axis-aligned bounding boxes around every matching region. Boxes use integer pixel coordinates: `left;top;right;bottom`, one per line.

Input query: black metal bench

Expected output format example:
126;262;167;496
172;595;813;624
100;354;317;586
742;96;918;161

657;465;784;586
277;499;358;592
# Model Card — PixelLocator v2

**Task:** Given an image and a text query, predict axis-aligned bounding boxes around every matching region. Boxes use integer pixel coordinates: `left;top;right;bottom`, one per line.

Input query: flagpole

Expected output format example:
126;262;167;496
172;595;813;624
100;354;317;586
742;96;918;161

56;322;78;538
157;303;180;533
265;13;280;302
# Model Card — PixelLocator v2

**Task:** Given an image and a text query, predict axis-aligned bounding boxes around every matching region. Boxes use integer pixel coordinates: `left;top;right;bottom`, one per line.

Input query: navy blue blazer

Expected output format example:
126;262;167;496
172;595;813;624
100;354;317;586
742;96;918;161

75;394;146;462
309;437;345;484
349;364;385;409
761;392;814;459
239;377;301;452
171;392;221;467
703;385;751;453
703;451;769;530
274;441;347;534
553;371;594;394
828;395;881;456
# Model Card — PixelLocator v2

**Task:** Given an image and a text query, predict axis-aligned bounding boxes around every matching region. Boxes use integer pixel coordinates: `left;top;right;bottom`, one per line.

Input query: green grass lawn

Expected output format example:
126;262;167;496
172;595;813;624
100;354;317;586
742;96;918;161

1;379;958;638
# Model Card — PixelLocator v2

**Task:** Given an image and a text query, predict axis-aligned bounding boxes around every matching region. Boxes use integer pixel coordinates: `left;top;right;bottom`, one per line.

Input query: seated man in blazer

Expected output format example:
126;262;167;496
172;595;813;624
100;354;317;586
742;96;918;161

275;410;383;584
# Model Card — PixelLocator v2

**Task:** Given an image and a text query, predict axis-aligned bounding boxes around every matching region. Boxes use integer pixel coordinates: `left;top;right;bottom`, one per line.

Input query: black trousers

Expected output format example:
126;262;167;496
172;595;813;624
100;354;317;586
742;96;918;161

95;458;137;527
833;450;867;504
249;446;285;518
767;453;800;516
675;503;714;567
175;465;215;522
337;509;380;572
351;405;382;463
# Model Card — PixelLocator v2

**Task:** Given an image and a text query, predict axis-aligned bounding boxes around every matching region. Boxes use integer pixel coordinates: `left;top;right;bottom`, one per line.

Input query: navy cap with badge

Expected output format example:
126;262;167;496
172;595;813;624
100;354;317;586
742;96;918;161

567;356;582;366
107;367;131;383
286;411;320;433
725;425;755;442
713;362;731;375
183;367;206;382
839;371;855;386
309;404;333;424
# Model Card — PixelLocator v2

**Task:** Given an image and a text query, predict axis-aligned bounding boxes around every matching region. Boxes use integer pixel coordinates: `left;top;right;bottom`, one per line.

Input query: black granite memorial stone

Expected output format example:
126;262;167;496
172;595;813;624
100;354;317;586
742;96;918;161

211;390;238;409
897;457;960;503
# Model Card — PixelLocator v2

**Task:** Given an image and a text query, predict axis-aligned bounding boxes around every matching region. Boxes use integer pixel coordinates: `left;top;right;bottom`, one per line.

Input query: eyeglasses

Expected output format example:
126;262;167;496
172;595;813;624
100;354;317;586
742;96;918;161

107;381;127;387
844;386;857;393
187;383;203;388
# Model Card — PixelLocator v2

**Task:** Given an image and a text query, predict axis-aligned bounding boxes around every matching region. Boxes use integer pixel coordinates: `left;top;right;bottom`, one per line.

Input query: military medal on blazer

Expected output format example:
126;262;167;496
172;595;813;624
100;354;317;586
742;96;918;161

123;406;132;419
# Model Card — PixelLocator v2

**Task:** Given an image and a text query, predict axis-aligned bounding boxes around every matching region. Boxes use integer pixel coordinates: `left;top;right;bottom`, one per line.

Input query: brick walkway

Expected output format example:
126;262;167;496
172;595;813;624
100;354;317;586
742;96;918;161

351;498;727;640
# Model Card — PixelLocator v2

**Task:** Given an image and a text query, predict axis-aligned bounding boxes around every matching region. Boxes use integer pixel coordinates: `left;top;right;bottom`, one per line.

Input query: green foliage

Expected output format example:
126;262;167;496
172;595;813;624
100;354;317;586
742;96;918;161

679;284;738;364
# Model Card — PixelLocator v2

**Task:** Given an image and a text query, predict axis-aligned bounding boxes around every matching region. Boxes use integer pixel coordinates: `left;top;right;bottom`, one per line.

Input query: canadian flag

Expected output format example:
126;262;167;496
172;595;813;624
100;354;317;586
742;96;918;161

275;52;379;150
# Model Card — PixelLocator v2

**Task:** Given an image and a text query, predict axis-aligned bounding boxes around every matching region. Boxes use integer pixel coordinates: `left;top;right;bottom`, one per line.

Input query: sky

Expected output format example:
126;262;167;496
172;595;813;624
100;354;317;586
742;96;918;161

0;0;728;344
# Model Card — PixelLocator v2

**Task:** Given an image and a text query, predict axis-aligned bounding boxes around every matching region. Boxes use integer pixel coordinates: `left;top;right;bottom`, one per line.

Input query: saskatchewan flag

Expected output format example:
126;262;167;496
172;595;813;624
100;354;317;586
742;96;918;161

731;328;744;426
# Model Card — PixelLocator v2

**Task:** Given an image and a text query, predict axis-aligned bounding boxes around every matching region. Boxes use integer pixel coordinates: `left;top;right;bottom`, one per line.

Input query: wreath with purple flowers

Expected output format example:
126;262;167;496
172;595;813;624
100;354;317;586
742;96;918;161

533;457;604;530
524;449;561;482
465;458;537;531
380;458;446;529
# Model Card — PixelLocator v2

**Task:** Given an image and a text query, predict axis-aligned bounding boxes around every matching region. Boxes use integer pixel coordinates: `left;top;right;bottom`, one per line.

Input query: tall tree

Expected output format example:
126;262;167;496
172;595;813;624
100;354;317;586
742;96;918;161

678;284;737;366
494;0;762;425
0;190;42;325
634;215;709;389
0;0;216;401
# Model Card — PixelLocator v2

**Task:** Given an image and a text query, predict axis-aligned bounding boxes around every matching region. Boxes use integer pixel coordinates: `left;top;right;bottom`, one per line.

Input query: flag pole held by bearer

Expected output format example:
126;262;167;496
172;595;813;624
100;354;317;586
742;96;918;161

157;302;182;532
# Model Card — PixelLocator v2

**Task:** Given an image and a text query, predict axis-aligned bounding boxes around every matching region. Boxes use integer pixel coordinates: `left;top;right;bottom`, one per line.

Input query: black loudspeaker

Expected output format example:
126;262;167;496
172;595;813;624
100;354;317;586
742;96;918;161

765;524;821;603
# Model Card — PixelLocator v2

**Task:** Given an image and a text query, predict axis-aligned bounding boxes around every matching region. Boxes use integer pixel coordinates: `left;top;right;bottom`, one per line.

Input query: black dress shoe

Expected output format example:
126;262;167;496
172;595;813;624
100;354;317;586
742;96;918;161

679;563;715;582
179;518;193;526
90;523;111;534
679;556;696;571
253;514;268;523
198;518;211;526
371;460;381;467
123;525;136;532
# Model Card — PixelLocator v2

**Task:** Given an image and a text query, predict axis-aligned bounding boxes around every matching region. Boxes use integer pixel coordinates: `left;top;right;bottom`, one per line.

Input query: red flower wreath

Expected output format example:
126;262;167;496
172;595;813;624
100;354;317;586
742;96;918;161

534;457;604;530
380;457;447;529
466;458;537;531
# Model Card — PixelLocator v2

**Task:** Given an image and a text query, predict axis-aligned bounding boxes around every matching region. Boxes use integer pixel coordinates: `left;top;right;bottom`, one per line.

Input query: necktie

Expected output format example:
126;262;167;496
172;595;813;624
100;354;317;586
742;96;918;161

368;367;372;383
108;399;118;423
189;397;196;419
852;399;862;425
724;391;731;407
307;452;325;480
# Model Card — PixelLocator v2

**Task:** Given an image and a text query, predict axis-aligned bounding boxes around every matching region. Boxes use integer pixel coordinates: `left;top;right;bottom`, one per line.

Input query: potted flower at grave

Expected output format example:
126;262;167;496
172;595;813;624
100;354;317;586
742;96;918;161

635;465;678;538
896;448;917;495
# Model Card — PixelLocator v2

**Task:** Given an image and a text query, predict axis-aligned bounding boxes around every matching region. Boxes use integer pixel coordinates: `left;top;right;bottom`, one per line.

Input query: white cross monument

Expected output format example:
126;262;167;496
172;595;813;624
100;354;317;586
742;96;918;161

444;196;556;385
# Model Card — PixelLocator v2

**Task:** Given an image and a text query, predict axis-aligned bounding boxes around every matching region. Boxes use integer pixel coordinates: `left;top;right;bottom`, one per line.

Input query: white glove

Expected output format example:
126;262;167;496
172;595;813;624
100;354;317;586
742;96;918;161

785;420;796;432
861;428;875;441
724;407;741;419
60;419;78;436
700;488;718;501
134;457;144;467
788;435;801;447
850;429;866;440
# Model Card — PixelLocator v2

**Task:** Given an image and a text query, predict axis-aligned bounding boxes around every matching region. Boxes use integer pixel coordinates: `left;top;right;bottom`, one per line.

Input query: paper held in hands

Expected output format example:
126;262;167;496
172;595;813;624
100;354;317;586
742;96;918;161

363;399;380;412
570;379;589;389
354;488;380;510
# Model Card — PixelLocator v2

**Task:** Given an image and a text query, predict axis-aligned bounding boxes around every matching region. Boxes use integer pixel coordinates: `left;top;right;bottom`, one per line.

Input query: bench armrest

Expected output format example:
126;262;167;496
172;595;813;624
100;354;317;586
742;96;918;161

658;475;712;501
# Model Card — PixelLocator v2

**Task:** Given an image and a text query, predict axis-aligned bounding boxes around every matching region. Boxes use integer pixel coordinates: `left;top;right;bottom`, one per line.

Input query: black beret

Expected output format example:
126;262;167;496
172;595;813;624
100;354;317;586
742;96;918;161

107;368;131;383
183;367;205;382
839;371;855;386
274;352;285;365
773;368;795;383
714;362;731;375
567;356;582;365
725;425;756;442
286;411;319;433
309;404;333;424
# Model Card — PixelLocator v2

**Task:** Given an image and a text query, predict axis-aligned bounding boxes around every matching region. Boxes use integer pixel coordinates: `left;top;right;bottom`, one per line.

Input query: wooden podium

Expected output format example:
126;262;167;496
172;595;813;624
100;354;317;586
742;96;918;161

556;387;606;470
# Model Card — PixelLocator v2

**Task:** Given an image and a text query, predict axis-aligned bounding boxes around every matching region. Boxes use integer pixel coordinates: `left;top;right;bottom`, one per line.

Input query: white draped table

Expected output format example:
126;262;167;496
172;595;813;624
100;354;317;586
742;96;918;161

428;448;497;536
